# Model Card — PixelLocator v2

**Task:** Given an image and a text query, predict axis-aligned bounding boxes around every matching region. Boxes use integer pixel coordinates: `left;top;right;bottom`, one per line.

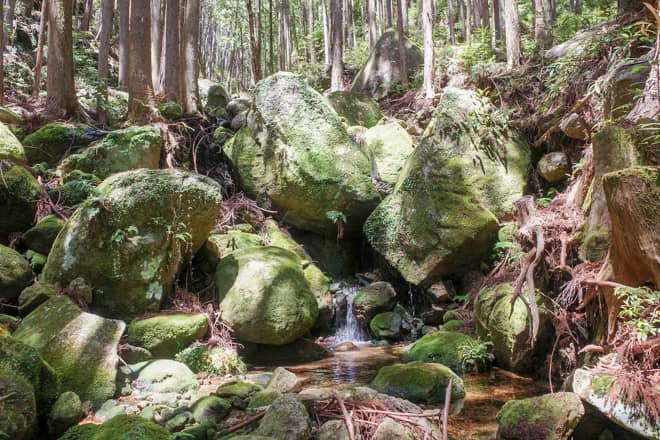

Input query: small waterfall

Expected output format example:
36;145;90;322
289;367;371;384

334;286;367;343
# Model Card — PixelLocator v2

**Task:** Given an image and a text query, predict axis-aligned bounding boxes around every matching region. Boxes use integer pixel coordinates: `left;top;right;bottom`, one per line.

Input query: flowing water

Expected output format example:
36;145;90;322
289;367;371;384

333;286;368;343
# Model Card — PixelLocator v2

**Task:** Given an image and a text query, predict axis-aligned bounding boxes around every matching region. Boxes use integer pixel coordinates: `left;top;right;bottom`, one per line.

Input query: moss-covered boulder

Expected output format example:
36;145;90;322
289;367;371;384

157;101;183;120
200;230;263;270
48;391;83;437
405;331;480;374
127;313;209;358
42;169;222;320
327;91;382;127
255;394;312;440
128;360;199;395
572;368;660;439
21;214;65;254
47;179;98;207
371;362;465;406
474;282;551;372
0;121;27;163
199;79;229;111
60;414;169;440
0;163;42;243
351;30;423;99
22;123;100;166
13;296;125;404
248;389;281;410
0;369;37;440
363;88;529;286
18;282;56;316
352;281;397;323
216;246;319;345
363;122;414;185
191;395;232;424
0;244;32;302
261;220;333;330
496;392;585;440
370;311;402;339
225;72;379;237
58;127;162;180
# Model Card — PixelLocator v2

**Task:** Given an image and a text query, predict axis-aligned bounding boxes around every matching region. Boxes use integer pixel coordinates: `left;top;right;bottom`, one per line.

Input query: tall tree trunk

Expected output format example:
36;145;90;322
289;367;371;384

181;0;199;113
269;0;274;73
448;0;456;43
128;0;152;119
0;2;3;104
385;0;392;27
5;0;17;45
32;0;47;97
396;0;407;86
534;0;552;48
247;0;262;81
465;0;472;43
422;0;433;97
46;0;77;116
491;0;501;45
118;0;130;89
162;0;180;100
308;0;316;63
503;0;521;70
323;0;331;64
367;0;376;48
98;0;114;86
280;0;291;70
458;0;465;42
151;0;163;93
80;0;92;30
330;0;343;90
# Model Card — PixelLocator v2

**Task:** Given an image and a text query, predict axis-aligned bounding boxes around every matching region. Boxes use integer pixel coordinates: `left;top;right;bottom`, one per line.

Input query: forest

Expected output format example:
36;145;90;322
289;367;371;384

0;0;658;437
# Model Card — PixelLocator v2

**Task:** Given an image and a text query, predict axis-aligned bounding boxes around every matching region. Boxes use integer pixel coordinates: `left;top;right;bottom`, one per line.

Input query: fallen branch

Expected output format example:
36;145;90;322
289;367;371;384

226;411;266;433
334;390;356;440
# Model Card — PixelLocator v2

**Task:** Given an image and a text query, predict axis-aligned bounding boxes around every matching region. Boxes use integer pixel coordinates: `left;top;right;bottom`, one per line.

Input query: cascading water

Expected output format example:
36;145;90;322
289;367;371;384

333;286;367;343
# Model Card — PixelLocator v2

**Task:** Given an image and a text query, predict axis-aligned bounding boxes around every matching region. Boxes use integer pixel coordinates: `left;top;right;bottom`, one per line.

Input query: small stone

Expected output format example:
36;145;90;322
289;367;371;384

559;113;589;141
266;367;301;394
318;419;350;440
255;394;312;440
48;391;83;437
190;395;231;425
537;152;571;183
374;417;418;440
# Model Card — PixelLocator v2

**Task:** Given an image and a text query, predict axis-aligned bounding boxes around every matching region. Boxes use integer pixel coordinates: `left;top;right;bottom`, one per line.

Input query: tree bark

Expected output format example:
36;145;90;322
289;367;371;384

98;0;114;86
269;0;274;73
280;0;291;70
162;0;180;101
5;0;17;46
150;0;163;93
46;0;77;116
367;0;376;48
491;0;501;45
118;0;130;89
448;0;456;43
422;0;433;97
80;0;92;31
322;0;331;64
385;0;392;27
0;2;3;104
308;0;316;63
247;0;262;82
330;0;343;90
534;0;552;48
21;0;33;17
503;0;521;70
128;0;152;119
465;0;472;44
396;0;407;86
458;0;465;42
32;0;48;97
181;0;199;113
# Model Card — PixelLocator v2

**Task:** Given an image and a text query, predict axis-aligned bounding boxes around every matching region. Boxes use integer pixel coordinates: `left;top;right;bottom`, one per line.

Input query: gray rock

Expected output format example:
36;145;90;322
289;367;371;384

266;367;301;393
255;394;312;440
48;391;83;437
373;417;418;440
537;152;571;183
318;420;350;440
559;113;589;141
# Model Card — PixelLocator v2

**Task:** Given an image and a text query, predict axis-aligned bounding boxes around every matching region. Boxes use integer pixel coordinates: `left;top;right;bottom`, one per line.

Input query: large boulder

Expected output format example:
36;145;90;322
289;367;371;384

404;330;481;374
496;392;585;440
0;244;32;303
199;79;229;111
255;394;312;440
127;313;209;358
327;91;382;127
603;166;660;287
0;162;42;243
572;368;660;439
22;123;101;166
352;281;397;323
0;370;37;440
603;60;651;121
13;296;124;404
371;362;465;406
127;360;199;395
363;122;414;185
370;311;402;339
42;169;222;320
58;126;163;179
0;121;27;163
59;414;169;440
363;88;530;286
48;391;84;437
474;282;552;372
225;72;379;237
351;30;423;99
21;214;65;255
216;246;319;345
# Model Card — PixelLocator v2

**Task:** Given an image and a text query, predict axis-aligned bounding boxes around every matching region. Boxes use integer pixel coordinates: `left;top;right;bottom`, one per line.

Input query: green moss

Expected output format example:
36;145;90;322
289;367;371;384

370;312;402;339
157;101;183;120
326;91;382;127
591;375;614;397
0;122;27;163
247;389;280;410
363;122;414;185
191;396;232;424
371;362;465;404
58;127;162;179
18;282;56;316
21;214;65;254
47;179;97;207
58;423;100;440
22;123;88;166
0;370;37;439
353;282;396;322
127;313;209;358
0;164;42;243
405;331;479;374
0;244;32;301
216;381;262;399
62;170;101;185
443;310;460;323
91;414;169;440
442;319;463;331
48;391;83;437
